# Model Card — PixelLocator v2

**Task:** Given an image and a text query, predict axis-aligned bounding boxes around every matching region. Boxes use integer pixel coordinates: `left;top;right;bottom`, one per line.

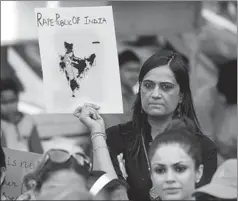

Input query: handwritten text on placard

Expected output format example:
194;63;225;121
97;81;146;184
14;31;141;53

36;13;107;27
1;148;42;200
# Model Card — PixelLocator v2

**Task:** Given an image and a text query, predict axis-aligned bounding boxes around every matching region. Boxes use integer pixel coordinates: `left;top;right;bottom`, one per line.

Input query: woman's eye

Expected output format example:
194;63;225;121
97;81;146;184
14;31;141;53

143;83;154;89
175;166;187;173
161;84;173;91
154;167;166;174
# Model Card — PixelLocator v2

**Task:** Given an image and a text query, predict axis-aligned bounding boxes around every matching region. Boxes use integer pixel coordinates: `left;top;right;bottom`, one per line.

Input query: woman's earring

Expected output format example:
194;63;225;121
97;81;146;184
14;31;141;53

176;103;182;118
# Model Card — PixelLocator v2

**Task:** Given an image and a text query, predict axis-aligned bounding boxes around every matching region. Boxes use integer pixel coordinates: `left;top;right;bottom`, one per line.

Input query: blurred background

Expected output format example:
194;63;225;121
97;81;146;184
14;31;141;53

1;1;237;164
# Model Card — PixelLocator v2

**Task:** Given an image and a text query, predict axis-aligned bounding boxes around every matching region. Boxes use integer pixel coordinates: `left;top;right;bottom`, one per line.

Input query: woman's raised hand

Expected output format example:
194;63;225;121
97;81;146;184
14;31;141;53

73;103;105;133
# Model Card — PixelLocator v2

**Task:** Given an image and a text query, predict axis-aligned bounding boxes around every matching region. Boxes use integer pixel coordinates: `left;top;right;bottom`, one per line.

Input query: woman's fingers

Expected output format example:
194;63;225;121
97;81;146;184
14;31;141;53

80;106;98;121
90;107;103;120
74;103;100;117
74;104;103;132
73;106;83;118
84;103;100;110
92;111;97;120
87;107;99;120
95;111;101;120
74;105;105;133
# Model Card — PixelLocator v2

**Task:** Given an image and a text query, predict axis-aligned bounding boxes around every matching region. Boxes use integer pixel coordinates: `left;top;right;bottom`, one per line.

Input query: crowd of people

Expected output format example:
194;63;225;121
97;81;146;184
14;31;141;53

0;49;237;200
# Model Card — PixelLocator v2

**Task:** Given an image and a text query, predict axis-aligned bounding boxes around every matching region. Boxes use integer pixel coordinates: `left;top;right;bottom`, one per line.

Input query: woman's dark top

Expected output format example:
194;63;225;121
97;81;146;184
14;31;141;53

106;121;218;201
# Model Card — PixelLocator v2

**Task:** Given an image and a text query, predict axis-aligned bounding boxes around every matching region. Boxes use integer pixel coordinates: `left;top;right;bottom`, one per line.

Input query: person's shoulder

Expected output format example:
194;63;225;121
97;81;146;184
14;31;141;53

106;121;134;151
106;121;134;136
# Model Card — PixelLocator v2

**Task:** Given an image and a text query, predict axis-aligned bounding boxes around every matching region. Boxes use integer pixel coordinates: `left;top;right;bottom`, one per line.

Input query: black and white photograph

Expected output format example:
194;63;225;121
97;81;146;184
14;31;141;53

0;1;237;201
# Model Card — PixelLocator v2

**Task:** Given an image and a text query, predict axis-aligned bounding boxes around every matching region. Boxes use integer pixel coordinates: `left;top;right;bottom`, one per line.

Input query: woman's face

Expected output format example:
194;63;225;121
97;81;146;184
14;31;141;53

150;144;203;200
140;65;182;117
1;90;18;116
120;61;141;90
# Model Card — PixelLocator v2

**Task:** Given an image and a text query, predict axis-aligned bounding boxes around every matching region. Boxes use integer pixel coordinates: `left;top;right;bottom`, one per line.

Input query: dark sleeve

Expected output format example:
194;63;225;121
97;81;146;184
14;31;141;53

196;135;218;188
28;125;44;154
106;125;126;181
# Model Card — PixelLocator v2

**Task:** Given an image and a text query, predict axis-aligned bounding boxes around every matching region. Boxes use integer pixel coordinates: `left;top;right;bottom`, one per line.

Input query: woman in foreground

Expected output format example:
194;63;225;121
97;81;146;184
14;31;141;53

148;118;204;200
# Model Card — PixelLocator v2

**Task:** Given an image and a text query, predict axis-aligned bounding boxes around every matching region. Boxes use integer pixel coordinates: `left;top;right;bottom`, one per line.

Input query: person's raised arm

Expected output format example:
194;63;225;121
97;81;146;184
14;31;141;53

74;103;117;179
74;104;129;200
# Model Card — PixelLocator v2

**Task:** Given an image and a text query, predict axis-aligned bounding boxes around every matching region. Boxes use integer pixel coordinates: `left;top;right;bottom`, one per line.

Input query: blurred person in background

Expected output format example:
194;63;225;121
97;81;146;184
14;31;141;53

212;59;237;164
119;49;141;116
1;46;25;93
18;148;91;200
194;159;237;201
42;134;91;159
0;143;6;200
195;59;237;164
17;183;92;200
35;185;92;200
102;49;141;127
0;78;43;154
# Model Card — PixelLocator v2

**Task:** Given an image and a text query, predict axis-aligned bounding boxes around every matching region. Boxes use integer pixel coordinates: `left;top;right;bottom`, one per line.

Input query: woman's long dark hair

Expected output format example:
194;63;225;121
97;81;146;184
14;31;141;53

148;117;202;169
131;50;202;159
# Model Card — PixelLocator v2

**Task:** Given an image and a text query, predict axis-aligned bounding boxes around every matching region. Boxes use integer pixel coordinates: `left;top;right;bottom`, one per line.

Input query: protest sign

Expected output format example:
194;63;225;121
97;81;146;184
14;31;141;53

1;148;42;200
35;6;123;114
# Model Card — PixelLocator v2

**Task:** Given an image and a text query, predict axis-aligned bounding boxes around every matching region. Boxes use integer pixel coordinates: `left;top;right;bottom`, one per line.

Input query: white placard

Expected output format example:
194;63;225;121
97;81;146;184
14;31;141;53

35;6;123;114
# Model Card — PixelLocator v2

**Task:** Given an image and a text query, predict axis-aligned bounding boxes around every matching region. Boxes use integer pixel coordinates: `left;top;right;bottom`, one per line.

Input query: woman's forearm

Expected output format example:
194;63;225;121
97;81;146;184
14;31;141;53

91;135;118;178
91;135;129;200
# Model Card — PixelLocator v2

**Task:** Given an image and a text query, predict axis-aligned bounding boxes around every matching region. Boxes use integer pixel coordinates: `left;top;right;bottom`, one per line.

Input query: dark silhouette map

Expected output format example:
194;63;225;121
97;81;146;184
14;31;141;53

59;42;96;97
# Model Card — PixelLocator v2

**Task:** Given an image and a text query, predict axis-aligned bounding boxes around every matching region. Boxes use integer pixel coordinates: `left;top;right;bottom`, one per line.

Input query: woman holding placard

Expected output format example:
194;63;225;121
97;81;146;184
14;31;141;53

74;50;217;200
